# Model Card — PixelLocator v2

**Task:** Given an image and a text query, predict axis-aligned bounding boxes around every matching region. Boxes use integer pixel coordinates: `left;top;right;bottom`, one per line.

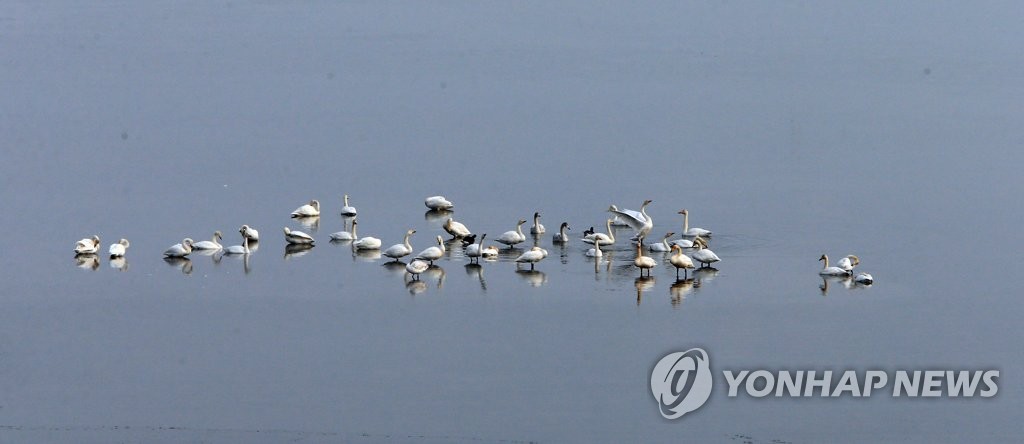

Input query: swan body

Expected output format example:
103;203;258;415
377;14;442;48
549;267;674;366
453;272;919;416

108;238;130;257
691;237;720;268
352;224;382;250
283;227;315;244
415;235;446;264
164;238;194;258
515;246;546;270
679;209;712;237
481;245;499;259
837;255;860;272
633;243;657;276
240;225;259;241
383;229;416;261
582;219;616;246
669;238;696;248
530;212;546;234
291;199;321;218
443;218;471;238
669;244;695;279
854;272;874;285
406;260;430;279
648;232;675;252
74;235;101;254
193;231;223;250
330;218;357;241
609;200;653;242
224;237;251;255
585;240;602;257
465;234;487;263
552;222;570;243
818;254;850;276
424;195;454;210
340;194;357;216
496;219;527;248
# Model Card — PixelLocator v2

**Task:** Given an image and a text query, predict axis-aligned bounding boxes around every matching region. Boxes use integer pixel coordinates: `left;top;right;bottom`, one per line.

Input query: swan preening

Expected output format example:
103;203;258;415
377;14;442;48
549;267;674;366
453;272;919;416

679;209;712;237
443;218;471;239
406;260;430;279
609;200;653;243
553;222;570;243
291;199;321;218
530;212;546;235
514;246;547;270
383;229;416;261
74;235;100;254
240;225;260;241
818;254;850;276
340;194;358;216
425;196;454;210
164;238;194;258
108;238;130;257
691;236;720;268
837;255;860;273
283;227;314;245
415;235;446;265
496;219;527;248
820;254;874;285
193;231;223;250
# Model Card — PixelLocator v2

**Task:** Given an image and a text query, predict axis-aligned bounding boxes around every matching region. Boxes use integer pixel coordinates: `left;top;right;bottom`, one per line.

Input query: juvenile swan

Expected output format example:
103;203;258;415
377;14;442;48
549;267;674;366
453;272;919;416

553;222;571;243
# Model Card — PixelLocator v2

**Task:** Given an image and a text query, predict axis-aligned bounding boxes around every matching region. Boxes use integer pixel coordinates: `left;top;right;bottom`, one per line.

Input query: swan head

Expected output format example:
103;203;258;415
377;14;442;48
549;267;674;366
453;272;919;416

819;254;828;262
846;255;860;266
607;205;618;212
534;212;541;218
517;219;527;226
436;235;443;245
283;227;291;234
352;220;358;226
92;235;101;244
678;209;688;215
444;218;453;228
119;238;130;247
239;225;249;234
214;230;223;239
183;238;194;247
408;229;417;235
671;244;683;252
664;232;675;239
642;199;652;206
310;200;320;210
560;222;570;230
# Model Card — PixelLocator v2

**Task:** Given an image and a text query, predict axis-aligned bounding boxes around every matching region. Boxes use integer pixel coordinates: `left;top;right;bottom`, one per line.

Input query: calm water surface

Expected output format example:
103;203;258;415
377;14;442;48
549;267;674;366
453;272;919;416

2;1;1022;442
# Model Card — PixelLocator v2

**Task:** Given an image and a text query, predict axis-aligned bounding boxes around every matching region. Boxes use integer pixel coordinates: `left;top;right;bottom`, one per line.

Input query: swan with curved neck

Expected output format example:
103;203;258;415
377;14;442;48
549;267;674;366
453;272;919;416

691;236;720;268
582;219;615;246
164;238;194;258
291;199;320;218
648;232;675;252
240;225;259;241
443;218;471;239
609;199;653;244
818;254;851;276
679;209;712;237
383;229;416;261
837;255;860;272
496;219;527;248
530;212;546;234
669;244;694;279
108;238;130;257
74;235;101;254
633;243;657;277
553;222;570;243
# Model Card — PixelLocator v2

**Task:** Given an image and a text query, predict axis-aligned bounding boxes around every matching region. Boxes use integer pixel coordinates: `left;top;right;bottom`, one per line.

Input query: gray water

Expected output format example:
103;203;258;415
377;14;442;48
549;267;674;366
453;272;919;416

2;1;1022;442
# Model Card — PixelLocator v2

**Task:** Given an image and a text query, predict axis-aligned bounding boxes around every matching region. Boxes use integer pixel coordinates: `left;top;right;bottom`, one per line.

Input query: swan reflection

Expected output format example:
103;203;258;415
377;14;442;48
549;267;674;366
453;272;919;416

294;215;320;232
515;269;547;287
109;256;129;271
284;243;314;260
423;209;453;224
634;276;655;305
464;263;487;291
670;278;695;308
163;256;193;275
74;253;99;271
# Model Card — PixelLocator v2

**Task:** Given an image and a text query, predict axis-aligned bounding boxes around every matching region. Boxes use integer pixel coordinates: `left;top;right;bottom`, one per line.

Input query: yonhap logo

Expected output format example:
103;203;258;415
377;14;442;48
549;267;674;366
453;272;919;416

650;348;713;419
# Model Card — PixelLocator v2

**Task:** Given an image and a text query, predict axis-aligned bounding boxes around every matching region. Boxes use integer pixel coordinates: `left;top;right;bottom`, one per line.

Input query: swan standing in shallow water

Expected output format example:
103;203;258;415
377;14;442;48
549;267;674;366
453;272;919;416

496;219;527;248
854;272;874;285
679;209;712;237
415;235;446;265
837;255;860;273
164;238;194;258
352;223;382;250
691;237;720;268
340;194;358;216
818;254;851;276
406;260;430;280
669;244;695;279
582;219;616;246
383;229;416;261
240;225;259;241
648;232;675;252
330;218;357;241
193;231;223;250
290;199;320;218
552;222;570;243
443;218;471;239
633;243;657;277
530;212;546;235
283;227;314;244
108;238;130;257
424;195;454;210
74;235;101;254
515;246;546;270
224;237;251;255
465;234;487;263
609;199;653;244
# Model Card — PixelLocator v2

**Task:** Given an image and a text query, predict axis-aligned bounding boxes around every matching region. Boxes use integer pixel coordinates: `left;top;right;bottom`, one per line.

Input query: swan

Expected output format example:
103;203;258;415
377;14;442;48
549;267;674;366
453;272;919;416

679;209;712;237
224;236;251;255
837;255;860;273
108;238;130;257
239;225;259;241
340;194;358;216
530;212;546;234
330;218;357;241
406;260;430;280
290;199;320;218
609;200;653;243
352;224;382;250
854;272;874;285
669;244;695;279
443;218;471;239
691;236;721;268
193;231;223;250
552;222;570;243
582;219;615;246
481;244;499;259
424;195;454;210
415;235;446;265
283;227;314;245
818;254;851;276
164;238;194;258
383;229;416;261
74;235;101;254
648;232;675;252
669;238;696;248
465;234;487;263
514;246;546;270
633;243;657;277
496;219;527;248
585;239;602;257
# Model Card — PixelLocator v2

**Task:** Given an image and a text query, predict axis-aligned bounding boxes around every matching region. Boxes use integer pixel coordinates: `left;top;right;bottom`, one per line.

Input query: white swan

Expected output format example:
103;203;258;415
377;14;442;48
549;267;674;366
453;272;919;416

818;254;851;276
854;272;874;285
108;238;130;257
679;209;712;237
424;195;454;210
669;238;696;248
74;235;101;254
283;227;314;245
352;224;382;250
290;199;320;218
530;212;546;234
240;225;259;241
837;255;860;273
691;236;720;268
481;244;499;259
515;246;546;270
193;231;223;250
633;243;657;277
340;194;358;216
224;236;251;255
443;218;471;238
383;229;416;261
669;244;695;279
415;235;446;265
585;239;602;257
465;233;487;263
582;219;616;246
330;218;357;241
496;219;527;248
609;199;653;243
406;260;430;280
164;238;194;258
552;222;570;243
648;232;675;252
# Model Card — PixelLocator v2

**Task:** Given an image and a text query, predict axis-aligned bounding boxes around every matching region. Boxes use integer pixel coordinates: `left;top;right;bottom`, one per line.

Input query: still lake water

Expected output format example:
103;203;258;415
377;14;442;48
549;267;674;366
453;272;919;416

2;1;1023;442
